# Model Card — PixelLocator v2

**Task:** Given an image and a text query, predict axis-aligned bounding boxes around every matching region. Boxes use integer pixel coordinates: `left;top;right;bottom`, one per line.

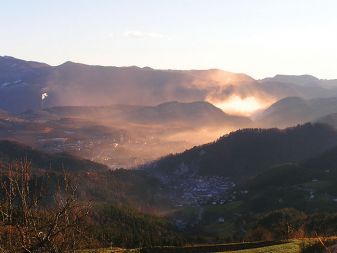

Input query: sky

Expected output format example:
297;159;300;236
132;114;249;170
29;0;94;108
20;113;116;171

1;0;337;79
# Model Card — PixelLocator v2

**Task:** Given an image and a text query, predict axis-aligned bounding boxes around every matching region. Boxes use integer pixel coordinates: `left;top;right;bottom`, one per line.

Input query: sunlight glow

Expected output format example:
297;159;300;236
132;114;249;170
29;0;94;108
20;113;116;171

214;95;264;116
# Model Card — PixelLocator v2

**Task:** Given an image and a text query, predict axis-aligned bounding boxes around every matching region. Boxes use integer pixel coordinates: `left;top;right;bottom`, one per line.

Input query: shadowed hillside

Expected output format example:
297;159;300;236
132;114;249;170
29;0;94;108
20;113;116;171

147;123;337;180
0;140;107;171
256;96;337;128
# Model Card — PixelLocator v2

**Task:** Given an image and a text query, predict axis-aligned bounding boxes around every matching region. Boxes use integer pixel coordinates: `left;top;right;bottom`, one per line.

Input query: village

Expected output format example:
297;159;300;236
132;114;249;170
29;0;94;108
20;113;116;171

158;174;237;206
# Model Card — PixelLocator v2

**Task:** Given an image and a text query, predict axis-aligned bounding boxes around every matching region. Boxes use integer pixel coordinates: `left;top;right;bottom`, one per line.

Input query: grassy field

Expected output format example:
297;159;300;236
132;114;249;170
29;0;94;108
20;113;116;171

78;248;139;253
80;238;337;253
79;242;294;253
223;241;300;253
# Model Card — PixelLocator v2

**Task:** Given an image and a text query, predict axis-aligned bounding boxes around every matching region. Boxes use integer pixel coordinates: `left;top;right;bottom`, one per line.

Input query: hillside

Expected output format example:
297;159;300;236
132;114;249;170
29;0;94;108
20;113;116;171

1;130;337;247
143;126;337;243
316;112;337;128
256;96;337;128
0;140;108;171
259;74;337;99
229;144;337;224
124;101;251;127
0;139;186;249
23;101;251;128
147;123;337;180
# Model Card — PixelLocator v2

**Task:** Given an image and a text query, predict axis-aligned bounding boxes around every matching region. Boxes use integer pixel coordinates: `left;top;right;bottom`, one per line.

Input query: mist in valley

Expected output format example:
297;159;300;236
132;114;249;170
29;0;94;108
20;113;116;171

3;1;337;251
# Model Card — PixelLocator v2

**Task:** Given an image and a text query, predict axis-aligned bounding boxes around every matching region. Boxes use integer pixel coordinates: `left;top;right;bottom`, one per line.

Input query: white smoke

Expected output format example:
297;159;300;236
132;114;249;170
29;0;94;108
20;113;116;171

41;92;48;100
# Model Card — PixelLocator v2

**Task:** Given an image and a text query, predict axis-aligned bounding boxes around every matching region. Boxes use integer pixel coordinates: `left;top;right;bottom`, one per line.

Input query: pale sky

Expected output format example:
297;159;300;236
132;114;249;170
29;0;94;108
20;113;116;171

1;0;337;79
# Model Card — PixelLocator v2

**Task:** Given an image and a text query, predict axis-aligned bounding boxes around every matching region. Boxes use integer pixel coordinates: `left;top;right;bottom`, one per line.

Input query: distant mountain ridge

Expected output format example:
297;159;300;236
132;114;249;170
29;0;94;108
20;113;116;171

2;56;337;114
257;96;337;128
0;56;255;113
258;74;337;98
120;101;251;126
20;101;252;128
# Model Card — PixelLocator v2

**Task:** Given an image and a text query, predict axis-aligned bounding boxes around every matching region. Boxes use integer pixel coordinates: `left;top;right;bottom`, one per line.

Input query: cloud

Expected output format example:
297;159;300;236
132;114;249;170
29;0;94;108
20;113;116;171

123;30;169;39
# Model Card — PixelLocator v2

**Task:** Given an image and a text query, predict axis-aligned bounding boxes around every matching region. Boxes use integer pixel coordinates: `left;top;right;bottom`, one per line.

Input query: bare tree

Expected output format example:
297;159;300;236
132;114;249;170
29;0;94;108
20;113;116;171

0;160;91;252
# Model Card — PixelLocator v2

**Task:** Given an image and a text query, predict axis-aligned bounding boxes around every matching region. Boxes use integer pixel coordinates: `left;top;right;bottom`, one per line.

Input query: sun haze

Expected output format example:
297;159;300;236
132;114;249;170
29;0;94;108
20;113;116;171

1;0;337;79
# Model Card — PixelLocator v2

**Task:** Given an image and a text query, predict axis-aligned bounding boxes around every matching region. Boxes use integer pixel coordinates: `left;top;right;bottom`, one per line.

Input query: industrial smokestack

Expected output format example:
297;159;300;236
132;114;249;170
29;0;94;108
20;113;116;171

41;92;48;109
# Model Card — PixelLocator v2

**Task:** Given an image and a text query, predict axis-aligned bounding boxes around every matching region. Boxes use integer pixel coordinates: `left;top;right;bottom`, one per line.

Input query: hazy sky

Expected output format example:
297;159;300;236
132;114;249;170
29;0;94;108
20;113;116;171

1;0;337;79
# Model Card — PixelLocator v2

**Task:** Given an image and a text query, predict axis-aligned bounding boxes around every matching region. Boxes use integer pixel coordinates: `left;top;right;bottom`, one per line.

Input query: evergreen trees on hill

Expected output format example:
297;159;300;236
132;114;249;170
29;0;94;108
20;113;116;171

150;123;337;179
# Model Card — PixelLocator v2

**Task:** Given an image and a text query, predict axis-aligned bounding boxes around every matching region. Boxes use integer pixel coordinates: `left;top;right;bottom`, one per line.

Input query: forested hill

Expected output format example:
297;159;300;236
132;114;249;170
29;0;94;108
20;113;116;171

0;140;108;171
146;123;337;180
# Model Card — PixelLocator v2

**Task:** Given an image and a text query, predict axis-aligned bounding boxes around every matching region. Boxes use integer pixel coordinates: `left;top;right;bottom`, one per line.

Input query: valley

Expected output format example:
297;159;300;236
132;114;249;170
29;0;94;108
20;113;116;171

1;56;337;252
2;1;337;251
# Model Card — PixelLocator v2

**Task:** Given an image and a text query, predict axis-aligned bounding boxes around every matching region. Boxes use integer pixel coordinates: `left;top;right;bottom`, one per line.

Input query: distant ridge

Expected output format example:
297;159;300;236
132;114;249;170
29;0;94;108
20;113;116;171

19;101;251;129
257;96;337;128
2;56;337;114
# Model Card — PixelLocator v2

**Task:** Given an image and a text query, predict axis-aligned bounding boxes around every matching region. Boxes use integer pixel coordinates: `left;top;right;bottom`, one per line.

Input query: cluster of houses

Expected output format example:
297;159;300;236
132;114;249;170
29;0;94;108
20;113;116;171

166;175;236;206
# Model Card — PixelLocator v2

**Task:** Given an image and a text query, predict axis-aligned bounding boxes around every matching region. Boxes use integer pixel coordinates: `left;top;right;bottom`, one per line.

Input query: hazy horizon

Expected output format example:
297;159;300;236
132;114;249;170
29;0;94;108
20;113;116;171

2;0;337;79
3;54;337;81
